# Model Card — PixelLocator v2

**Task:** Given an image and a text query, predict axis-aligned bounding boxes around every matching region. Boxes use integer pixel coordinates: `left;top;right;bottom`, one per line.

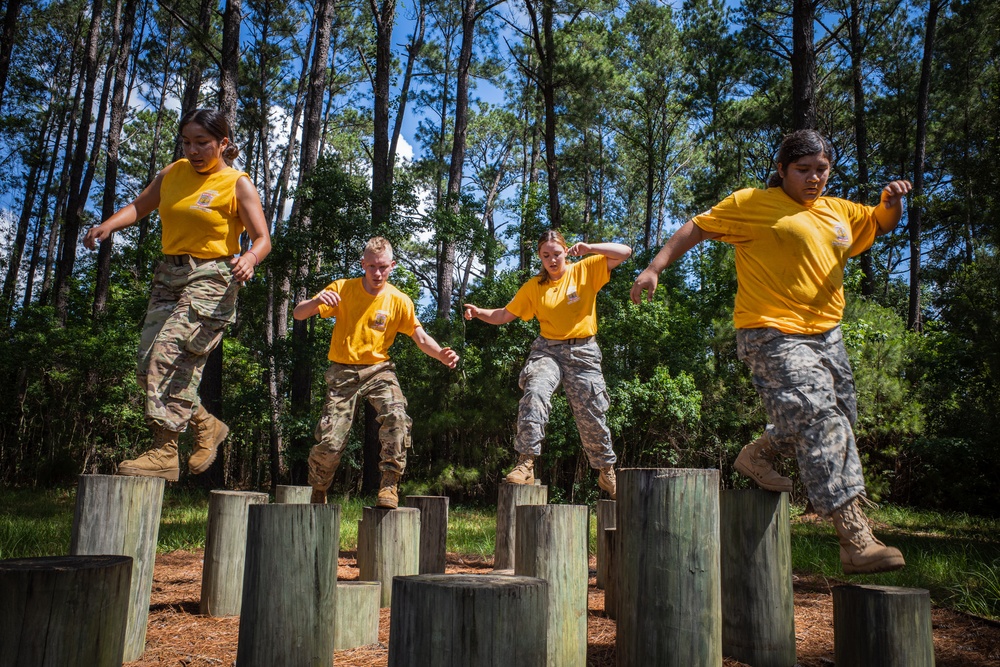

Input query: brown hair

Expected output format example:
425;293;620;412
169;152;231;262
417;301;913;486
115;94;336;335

767;129;834;187
535;229;568;285
179;108;240;164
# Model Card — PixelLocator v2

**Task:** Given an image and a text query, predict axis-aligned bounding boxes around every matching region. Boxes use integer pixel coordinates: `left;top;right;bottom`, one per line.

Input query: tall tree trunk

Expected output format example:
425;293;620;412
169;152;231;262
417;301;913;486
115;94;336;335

847;0;874;295
370;0;396;228
25;105;68;309
0;0;22;113
908;0;943;331
791;0;817;130
531;0;562;228
219;0;241;122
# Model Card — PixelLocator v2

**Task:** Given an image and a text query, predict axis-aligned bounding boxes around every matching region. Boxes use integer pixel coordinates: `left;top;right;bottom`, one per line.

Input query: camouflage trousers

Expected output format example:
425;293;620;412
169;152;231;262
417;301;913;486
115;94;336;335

736;326;865;516
308;361;412;491
515;336;616;469
137;256;238;433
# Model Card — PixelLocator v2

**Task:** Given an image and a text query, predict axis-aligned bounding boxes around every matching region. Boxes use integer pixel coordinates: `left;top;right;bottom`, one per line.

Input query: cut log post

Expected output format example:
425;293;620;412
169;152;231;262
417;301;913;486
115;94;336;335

494;482;547;570
0;555;132;667
719;489;795;667
595;499;616;589
833;584;934;667
515;503;589;667
603;527;618;620
275;485;312;504
388;574;548;667
404;495;449;574
200;490;269;616
236;504;340;667
70;474;164;662
616;468;722;667
357;506;420;607
334;581;381;650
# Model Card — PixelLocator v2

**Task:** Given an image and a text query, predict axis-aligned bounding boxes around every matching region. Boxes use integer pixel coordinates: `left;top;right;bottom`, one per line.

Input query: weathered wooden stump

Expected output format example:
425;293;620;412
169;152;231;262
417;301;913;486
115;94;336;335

494;482;547;570
235;504;340;667
357;506;420;607
70;474;164;662
720;489;795;667
616;468;722;667
0;555;132;667
603;527;618;620
388;574;548;667
404;495;449;574
334;581;381;650
200;490;269;616
515;503;589;667
833;584;935;667
275;485;312;504
595;499;616;589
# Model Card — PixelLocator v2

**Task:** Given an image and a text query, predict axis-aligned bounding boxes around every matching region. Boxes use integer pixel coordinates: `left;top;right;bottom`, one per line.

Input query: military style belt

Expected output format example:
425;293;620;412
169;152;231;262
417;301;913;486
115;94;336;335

164;254;230;267
542;335;596;346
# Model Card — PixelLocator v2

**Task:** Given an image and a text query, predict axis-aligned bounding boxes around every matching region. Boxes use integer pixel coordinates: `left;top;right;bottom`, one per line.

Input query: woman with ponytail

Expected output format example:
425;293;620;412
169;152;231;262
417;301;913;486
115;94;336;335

84;108;271;482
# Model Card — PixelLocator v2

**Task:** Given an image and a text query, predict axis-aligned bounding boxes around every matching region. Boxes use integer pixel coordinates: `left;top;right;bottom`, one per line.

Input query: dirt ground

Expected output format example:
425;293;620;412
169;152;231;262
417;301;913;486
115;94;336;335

128;549;1000;666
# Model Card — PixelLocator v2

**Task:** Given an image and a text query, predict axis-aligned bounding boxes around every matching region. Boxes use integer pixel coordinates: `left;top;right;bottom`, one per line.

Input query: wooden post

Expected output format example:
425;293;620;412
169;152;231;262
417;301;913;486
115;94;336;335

515;503;589;667
494;482;547;570
0;555;132;667
334;581;381;650
616;468;722;667
833;585;935;667
275;485;312;504
388;574;548;667
236;504;340;667
200;490;269;616
719;489;795;667
596;499;615;589
357;506;420;607
603;527;617;620
70;474;164;662
404;495;449;574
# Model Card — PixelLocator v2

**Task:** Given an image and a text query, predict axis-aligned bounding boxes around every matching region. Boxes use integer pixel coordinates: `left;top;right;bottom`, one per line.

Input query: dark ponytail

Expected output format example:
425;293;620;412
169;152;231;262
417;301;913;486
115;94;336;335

767;130;833;187
179;108;240;164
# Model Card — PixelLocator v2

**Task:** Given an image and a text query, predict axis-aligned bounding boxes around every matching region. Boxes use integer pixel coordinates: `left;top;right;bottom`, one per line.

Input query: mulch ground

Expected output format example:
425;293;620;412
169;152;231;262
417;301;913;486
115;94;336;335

128;550;1000;666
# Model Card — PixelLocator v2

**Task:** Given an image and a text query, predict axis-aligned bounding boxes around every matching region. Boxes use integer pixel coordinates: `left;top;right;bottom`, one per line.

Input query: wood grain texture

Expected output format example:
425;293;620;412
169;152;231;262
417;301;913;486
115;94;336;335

603;527;617;621
595;499;615;590
200;490;269;616
494;483;548;570
334;581;381;650
357;506;420;606
0;555;132;667
833;584;935;667
70;474;164;662
404;495;449;574
275;485;312;504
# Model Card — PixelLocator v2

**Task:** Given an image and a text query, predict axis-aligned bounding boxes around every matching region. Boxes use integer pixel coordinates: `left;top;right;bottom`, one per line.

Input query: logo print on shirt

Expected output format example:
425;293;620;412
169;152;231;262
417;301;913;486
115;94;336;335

192;190;219;212
371;310;389;332
566;281;580;304
832;224;851;248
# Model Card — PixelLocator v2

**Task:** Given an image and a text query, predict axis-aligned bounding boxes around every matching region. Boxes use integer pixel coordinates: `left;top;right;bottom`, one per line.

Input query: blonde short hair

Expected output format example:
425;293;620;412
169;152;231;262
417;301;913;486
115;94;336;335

363;237;393;260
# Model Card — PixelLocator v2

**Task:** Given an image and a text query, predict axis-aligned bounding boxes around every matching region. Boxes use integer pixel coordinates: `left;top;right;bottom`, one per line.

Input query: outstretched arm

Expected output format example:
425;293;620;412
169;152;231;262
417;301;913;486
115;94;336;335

411;326;459;368
463;304;517;326
293;288;340;320
567;242;633;270
873;180;913;236
630;220;719;304
82;170;165;250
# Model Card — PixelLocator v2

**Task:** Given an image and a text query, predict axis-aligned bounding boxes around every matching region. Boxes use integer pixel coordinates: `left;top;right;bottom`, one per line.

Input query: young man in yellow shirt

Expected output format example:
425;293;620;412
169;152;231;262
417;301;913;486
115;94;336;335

294;237;459;508
631;130;911;574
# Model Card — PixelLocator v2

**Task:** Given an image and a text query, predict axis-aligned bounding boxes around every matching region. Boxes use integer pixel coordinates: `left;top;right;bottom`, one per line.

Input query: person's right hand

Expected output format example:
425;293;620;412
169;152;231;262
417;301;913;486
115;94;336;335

315;289;341;309
463;304;479;320
82;224;110;251
630;269;659;304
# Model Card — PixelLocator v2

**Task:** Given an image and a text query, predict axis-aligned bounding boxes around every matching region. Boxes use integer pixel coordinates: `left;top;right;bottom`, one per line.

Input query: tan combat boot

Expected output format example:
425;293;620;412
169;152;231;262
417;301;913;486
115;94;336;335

376;471;401;509
188;405;229;474
118;427;181;481
734;435;793;493
832;497;906;574
505;453;535;485
598;466;617;499
311;488;327;504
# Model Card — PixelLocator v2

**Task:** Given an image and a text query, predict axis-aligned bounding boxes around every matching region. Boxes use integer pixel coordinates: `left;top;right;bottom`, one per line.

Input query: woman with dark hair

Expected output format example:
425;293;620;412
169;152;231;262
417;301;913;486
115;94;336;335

631;129;911;574
464;230;631;497
83;108;271;481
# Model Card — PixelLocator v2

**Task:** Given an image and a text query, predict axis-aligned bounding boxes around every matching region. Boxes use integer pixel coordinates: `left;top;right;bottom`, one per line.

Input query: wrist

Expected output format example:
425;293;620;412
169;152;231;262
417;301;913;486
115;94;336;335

247;249;260;266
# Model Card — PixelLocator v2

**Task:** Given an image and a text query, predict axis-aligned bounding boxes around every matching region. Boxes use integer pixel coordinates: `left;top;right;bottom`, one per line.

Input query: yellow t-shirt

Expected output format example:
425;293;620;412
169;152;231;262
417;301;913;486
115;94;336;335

159;159;248;258
692;186;879;334
506;254;611;340
317;278;420;365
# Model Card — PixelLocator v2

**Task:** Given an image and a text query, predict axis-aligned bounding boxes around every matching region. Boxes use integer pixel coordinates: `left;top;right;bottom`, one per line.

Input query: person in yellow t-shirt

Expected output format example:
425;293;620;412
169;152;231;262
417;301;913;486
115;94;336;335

83;109;271;483
293;237;459;509
630;129;911;575
464;230;632;498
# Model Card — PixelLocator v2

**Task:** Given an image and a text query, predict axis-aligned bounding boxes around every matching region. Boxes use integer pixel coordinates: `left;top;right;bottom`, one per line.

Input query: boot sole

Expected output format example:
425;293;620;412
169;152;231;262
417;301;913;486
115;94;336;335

118;465;179;482
189;423;229;475
842;555;906;575
734;458;793;493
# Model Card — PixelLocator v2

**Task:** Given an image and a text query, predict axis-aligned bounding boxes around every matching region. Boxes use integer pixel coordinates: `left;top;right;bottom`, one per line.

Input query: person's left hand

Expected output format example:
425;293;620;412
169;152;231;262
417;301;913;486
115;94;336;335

230;253;256;282
439;347;460;368
881;180;913;208
567;242;590;257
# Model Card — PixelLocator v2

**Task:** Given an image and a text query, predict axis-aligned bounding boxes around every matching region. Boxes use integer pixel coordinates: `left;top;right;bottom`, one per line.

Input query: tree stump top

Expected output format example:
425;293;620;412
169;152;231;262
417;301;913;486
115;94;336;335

397;573;544;590
835;584;930;596
0;555;132;573
620;467;720;480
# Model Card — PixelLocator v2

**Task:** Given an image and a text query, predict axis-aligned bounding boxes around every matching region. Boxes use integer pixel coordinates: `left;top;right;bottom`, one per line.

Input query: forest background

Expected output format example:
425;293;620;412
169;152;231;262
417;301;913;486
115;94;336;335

0;0;995;515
